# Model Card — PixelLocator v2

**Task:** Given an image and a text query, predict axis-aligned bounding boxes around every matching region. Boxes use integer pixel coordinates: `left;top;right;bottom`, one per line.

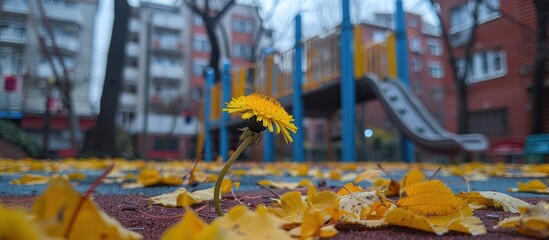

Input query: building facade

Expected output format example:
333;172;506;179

120;1;266;159
0;0;98;153
436;0;549;143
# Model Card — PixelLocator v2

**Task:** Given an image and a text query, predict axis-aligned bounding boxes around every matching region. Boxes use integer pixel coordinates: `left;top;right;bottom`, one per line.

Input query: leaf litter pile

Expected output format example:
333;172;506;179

0;158;548;239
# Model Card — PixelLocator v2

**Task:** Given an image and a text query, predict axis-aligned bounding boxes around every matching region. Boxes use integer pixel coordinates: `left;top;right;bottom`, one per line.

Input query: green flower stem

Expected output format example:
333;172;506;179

214;137;253;216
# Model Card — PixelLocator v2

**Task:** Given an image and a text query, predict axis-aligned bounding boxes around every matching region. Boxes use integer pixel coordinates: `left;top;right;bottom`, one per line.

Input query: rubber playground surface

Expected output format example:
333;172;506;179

1;159;548;239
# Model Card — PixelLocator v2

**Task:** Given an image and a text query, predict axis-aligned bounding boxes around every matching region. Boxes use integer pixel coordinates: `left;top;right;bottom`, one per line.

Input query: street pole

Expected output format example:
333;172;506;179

204;67;214;161
395;0;415;163
340;0;356;162
142;12;152;159
220;60;231;161
293;14;304;162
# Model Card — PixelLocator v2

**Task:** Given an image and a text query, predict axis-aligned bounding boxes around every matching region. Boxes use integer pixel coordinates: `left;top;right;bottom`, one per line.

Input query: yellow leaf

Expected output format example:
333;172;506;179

458;191;533;213
137;169;162;186
10;174;51;185
161;209;208;240
67;172;87;181
399;169;425;196
307;190;340;213
398;180;466;216
328;170;341;180
339;191;384;224
497;202;549;239
267;191;307;223
385;207;485;235
32;177;142;240
257;179;312;189
510;179;549;194
150;188;188;207
354;170;382;183
337;182;362;196
0;205;43;240
289;210;338;239
176;179;234;207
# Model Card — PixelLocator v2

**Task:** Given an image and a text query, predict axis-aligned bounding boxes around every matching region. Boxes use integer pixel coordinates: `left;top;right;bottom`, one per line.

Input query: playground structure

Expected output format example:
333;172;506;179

200;0;489;162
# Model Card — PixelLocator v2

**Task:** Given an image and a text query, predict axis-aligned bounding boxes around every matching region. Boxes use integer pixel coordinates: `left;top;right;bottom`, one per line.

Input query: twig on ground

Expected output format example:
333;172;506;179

255;182;280;198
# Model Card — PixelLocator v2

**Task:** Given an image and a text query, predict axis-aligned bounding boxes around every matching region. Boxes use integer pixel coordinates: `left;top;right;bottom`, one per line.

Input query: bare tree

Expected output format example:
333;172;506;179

31;0;80;150
428;0;482;135
531;0;549;134
185;0;236;82
82;0;131;156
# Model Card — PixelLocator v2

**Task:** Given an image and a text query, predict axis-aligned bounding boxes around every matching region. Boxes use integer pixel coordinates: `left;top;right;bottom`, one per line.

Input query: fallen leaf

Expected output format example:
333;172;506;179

497;202;549;239
398;180;466;216
399;169;425;196
163;205;291;240
337;182;362;196
354;170;382;183
457;191;533;213
288;210;338;239
10;174;51;185
257;179;313;189
508;179;549;194
32;177;142;240
0;204;44;240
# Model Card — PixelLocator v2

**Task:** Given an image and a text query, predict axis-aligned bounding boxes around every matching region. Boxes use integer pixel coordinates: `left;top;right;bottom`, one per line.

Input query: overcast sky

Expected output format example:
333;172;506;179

90;0;436;104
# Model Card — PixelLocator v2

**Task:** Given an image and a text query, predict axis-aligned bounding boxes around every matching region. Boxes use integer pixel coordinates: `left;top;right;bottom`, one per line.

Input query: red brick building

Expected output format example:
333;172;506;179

436;0;549;143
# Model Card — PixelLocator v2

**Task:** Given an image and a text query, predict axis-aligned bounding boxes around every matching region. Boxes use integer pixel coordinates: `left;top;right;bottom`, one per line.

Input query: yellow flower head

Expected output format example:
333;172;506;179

223;93;298;143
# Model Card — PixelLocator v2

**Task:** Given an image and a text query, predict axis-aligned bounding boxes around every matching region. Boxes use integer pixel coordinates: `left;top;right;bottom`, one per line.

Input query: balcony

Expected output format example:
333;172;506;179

151;64;184;79
119;92;137;110
126;42;139;58
129;19;140;33
0;92;23;115
152;14;185;30
124;66;139;83
44;35;80;54
44;3;84;25
2;0;28;14
0;29;27;44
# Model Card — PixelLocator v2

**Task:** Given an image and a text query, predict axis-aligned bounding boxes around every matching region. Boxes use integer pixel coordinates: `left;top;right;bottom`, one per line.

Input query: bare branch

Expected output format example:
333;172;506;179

214;0;236;22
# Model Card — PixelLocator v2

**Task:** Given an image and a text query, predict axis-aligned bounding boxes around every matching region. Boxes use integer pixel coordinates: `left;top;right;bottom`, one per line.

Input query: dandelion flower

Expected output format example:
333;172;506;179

223;93;297;143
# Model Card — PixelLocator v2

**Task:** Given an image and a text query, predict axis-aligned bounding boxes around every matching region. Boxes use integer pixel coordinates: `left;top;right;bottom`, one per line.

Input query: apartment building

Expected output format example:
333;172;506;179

436;0;549;141
0;0;97;152
120;1;265;159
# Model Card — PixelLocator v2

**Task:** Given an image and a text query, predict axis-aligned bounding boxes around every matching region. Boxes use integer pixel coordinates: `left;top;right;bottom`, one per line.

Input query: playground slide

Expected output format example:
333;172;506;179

361;75;489;155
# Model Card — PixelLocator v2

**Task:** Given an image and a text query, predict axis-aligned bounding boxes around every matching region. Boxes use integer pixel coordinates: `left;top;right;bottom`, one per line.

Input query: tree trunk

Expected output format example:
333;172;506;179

82;0;130;156
531;0;549;134
204;17;222;82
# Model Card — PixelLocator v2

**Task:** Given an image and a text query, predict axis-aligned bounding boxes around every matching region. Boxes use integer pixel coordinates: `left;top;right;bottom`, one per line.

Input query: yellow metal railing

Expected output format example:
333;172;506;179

303;32;341;92
210;84;222;121
208;25;398;121
354;29;397;80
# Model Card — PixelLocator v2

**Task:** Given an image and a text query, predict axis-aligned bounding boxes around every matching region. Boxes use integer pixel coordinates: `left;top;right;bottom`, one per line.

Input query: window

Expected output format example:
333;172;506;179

427;39;442;56
411;58;422;72
460;49;507;84
427;61;444;78
152;56;179;67
192;58;208;76
409;37;422;53
153;137;179;151
153;31;179;49
413;81;422;95
431;88;444;101
233;18;253;33
450;0;500;33
193;35;210;52
372;30;386;43
468;108;508;136
192;14;203;26
233;43;251;58
478;0;500;23
409;18;418;28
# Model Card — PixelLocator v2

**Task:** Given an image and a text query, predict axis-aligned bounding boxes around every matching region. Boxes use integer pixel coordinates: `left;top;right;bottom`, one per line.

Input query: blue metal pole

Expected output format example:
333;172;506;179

340;0;356;162
263;131;274;162
263;50;275;162
395;0;415;163
204;67;214;161
220;60;231;161
293;14;305;162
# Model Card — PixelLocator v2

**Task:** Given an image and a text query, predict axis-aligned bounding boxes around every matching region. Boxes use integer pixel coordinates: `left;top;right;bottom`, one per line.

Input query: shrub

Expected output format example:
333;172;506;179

0;120;40;158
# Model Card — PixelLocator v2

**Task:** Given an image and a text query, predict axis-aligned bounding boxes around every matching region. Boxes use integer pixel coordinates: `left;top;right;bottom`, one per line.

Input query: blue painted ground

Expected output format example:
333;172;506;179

1;169;548;199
